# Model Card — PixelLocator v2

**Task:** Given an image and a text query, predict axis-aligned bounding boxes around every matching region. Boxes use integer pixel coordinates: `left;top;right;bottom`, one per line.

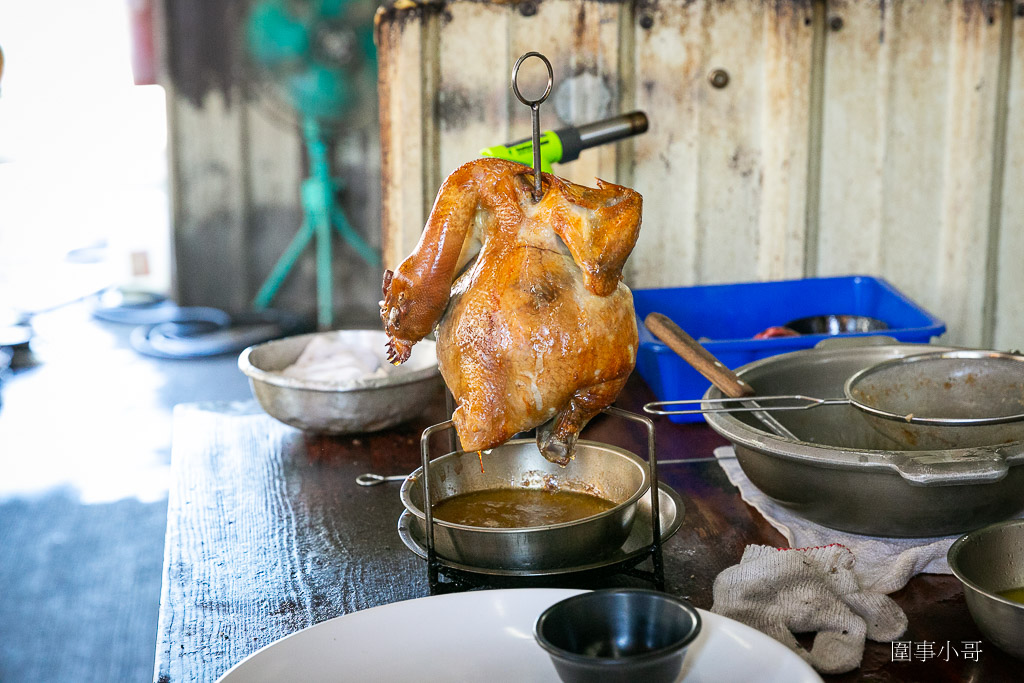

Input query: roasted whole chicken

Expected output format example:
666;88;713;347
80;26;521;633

381;158;642;465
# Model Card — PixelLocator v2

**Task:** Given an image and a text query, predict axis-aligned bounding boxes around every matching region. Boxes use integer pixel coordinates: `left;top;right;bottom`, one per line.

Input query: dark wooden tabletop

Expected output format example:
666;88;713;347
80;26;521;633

154;375;1019;683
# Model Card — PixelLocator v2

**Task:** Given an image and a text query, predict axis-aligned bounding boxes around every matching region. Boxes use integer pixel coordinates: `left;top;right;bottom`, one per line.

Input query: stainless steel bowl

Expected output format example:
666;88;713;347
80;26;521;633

845;350;1024;449
703;340;1024;537
785;314;889;336
948;519;1024;659
239;330;442;434
400;439;651;570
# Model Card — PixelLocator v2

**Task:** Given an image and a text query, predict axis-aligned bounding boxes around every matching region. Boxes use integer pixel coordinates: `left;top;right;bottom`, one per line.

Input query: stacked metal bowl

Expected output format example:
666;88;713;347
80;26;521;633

400;439;651;570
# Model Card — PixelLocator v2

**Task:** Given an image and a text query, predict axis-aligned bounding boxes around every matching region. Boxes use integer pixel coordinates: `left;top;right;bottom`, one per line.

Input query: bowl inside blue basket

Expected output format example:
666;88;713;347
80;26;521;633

785;314;888;335
534;589;701;683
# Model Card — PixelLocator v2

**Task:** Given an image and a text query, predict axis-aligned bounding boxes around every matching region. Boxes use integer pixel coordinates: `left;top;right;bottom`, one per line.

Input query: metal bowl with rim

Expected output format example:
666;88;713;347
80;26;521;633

400;439;651;570
844;349;1024;449
785;314;889;336
948;519;1024;659
238;329;442;434
703;340;1024;537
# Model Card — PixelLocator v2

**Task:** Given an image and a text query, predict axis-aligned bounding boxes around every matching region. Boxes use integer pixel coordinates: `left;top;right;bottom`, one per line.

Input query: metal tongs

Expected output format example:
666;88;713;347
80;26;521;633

511;51;553;202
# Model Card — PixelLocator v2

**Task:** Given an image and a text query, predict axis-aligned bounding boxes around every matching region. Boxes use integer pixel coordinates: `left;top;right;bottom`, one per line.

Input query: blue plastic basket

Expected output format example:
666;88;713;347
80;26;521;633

633;275;946;422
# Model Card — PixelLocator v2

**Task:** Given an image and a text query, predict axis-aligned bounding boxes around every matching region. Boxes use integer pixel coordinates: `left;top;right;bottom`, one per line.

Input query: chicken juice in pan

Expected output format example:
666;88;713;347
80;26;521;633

430;487;618;528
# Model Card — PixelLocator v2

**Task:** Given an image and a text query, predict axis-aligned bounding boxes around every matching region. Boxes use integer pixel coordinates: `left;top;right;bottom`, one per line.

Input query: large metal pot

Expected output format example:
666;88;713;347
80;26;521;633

400;439;650;569
703;340;1024;537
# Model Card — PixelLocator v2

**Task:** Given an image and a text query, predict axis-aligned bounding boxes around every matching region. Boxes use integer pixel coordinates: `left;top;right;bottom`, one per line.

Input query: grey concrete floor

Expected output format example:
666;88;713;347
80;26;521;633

0;303;254;682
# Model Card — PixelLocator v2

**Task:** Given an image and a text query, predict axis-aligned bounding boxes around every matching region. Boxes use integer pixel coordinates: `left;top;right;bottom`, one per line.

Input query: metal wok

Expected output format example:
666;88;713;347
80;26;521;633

700;340;1024;537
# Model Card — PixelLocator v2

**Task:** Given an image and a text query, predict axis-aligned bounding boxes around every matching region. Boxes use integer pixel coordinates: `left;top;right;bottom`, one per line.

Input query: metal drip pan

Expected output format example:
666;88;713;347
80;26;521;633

401;439;653;570
398;483;683;577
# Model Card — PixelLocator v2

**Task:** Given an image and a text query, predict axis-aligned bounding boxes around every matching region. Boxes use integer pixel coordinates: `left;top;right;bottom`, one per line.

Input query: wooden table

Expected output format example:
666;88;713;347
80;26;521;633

154;376;1019;682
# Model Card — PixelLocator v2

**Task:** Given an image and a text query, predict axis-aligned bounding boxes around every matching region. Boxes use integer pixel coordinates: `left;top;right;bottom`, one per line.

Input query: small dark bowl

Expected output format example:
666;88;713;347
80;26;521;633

534;589;701;683
785;314;889;336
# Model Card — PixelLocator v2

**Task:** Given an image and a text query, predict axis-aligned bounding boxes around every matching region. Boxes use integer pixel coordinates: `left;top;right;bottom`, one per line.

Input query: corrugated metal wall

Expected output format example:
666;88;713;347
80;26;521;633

376;0;1024;349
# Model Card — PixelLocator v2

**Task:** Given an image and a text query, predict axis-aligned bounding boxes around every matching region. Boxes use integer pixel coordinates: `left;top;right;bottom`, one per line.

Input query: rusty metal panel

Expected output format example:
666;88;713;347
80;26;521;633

932;0;1008;348
438;3;511;181
159;0;254;314
246;101;303;205
816;0;1009;347
168;89;253;313
242;97;304;303
626;1;702;286
994;1;1024;350
816;0;897;278
377;2;436;269
755;2;816;280
627;0;814;287
373;0;1021;345
508;0;624;187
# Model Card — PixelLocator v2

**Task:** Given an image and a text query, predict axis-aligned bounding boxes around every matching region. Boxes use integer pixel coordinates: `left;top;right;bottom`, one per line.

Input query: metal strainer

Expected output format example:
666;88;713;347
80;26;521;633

646;350;1024;450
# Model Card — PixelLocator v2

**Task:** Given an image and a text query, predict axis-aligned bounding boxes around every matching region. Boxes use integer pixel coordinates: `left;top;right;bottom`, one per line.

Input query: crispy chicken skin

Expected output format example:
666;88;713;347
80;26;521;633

381;158;641;465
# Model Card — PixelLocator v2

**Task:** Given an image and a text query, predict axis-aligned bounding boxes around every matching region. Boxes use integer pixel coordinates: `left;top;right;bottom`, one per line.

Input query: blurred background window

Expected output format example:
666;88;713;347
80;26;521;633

0;0;170;318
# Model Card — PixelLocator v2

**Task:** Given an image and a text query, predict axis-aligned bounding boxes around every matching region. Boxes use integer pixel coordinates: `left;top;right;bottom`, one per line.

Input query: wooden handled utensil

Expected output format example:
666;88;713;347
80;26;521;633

644;313;799;441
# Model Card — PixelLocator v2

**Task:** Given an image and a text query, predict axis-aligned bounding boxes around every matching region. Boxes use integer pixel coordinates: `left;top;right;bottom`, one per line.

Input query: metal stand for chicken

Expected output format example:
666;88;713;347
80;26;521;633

510;51;552;202
418;408;666;594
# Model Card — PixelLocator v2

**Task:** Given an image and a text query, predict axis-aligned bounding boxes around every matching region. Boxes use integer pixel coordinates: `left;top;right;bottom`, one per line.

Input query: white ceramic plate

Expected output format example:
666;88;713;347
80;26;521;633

216;588;823;683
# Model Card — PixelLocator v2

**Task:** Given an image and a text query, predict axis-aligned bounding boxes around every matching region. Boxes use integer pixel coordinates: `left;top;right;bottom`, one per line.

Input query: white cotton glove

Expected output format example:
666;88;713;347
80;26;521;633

711;544;907;674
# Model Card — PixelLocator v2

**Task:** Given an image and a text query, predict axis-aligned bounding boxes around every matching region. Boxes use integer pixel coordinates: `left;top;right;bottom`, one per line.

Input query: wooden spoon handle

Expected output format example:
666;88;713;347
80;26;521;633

644;312;755;399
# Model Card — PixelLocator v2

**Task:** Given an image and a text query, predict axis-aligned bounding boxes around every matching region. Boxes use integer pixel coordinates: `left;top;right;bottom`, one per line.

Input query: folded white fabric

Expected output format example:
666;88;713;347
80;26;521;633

712;544;908;674
714;445;955;593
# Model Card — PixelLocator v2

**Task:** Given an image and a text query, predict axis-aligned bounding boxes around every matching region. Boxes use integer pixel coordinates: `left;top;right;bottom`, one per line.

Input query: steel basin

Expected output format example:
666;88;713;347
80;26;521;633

948;519;1024;659
239;330;442;434
400;439;650;570
704;340;1024;537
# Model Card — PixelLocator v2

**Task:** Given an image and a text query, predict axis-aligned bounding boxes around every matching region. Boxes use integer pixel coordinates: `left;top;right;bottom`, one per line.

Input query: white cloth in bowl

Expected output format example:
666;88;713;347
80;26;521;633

282;335;390;384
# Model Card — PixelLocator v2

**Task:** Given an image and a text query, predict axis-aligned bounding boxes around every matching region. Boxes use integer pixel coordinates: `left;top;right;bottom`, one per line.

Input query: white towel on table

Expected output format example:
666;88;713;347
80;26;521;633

711;542;908;674
714;445;959;594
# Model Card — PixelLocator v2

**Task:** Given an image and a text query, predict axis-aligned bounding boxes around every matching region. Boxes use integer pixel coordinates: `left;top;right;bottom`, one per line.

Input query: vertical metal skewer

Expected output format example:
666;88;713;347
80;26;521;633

511;51;553;202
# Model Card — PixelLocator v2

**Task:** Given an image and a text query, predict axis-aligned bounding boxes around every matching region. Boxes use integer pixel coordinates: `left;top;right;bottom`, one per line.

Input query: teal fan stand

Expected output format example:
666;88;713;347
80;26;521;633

246;0;380;329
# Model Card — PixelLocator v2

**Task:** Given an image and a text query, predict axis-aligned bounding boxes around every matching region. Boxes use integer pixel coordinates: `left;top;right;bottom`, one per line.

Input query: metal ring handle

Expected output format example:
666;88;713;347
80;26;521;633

355;472;407;486
511;51;553;107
